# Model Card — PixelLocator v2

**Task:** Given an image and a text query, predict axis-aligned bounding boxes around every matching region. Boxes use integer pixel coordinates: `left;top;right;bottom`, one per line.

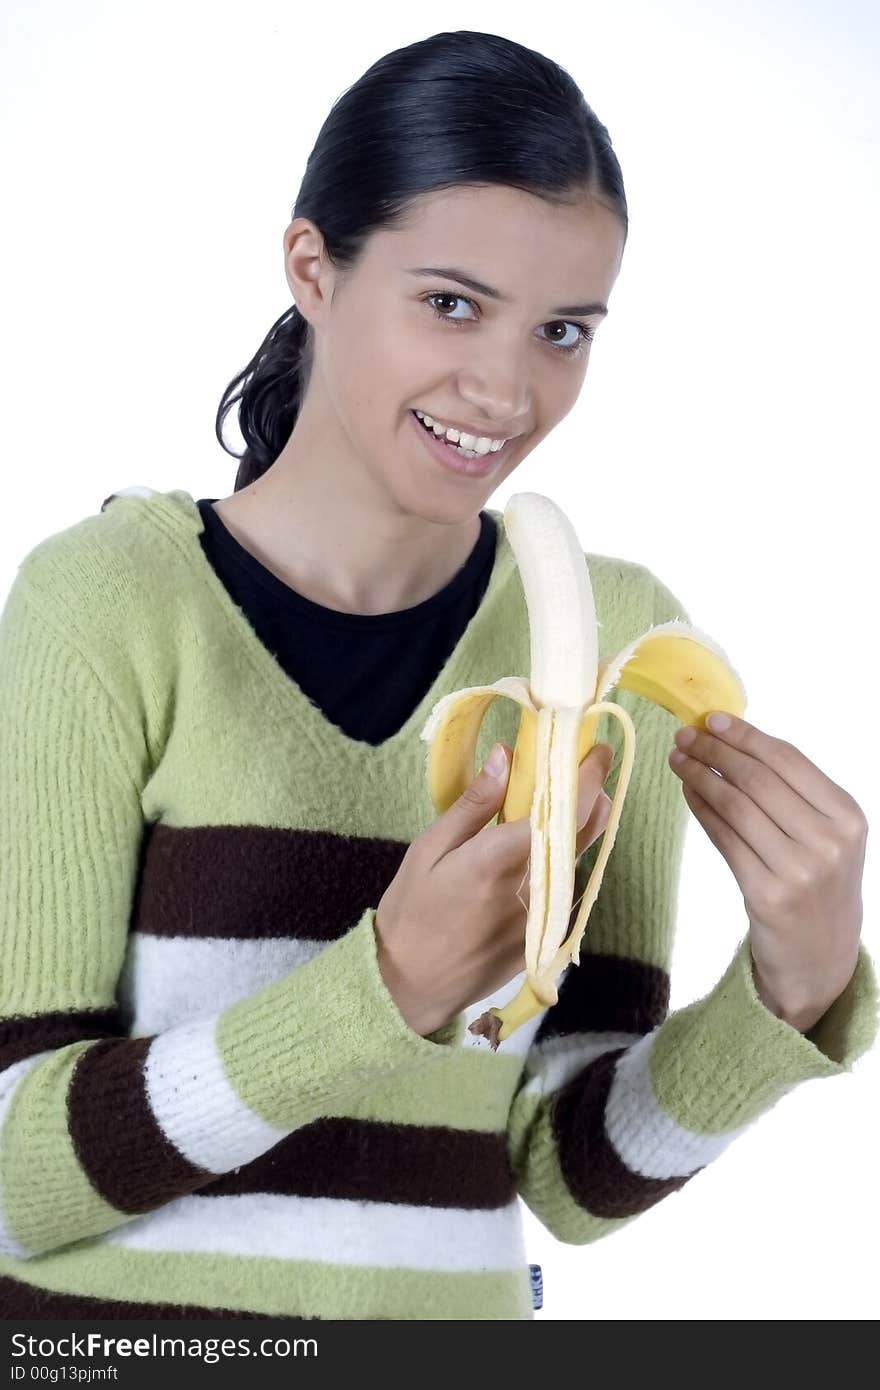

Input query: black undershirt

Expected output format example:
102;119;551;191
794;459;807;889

195;499;498;746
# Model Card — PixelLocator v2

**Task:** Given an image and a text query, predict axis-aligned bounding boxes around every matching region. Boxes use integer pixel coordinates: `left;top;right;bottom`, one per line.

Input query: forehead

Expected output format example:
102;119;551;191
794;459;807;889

368;183;624;290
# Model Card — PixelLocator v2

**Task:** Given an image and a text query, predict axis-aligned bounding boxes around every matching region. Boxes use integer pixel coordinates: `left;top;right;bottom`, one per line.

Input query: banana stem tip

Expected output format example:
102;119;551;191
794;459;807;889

468;1010;503;1051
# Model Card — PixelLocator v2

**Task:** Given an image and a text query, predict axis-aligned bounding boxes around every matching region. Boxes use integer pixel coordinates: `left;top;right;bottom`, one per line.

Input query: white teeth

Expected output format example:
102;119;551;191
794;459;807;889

415;410;507;454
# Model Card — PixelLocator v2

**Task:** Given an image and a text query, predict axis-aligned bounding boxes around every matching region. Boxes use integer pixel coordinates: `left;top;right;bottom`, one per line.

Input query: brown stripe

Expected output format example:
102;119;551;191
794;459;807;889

69;1038;513;1215
534;951;670;1042
199;1118;515;1208
68;1036;212;1215
0;1274;309;1319
0;1008;124;1071
135;822;408;941
552;1047;694;1218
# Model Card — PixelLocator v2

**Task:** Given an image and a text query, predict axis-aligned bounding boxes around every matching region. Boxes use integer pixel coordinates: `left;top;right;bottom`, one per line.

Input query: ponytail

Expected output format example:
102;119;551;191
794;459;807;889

215;305;313;492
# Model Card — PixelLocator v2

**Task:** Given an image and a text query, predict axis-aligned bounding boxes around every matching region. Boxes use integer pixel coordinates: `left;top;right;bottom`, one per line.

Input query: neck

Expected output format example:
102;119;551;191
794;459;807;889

214;418;483;616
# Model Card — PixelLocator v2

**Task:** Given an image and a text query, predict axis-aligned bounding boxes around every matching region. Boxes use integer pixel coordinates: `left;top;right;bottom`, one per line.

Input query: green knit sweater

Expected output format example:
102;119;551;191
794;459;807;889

0;489;876;1320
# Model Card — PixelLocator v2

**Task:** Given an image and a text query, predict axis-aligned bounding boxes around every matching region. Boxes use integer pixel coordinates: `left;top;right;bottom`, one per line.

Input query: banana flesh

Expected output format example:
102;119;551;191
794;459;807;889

419;492;747;1050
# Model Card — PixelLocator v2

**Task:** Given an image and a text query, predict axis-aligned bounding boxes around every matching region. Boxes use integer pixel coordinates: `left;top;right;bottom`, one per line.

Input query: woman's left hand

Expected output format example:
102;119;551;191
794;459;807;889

668;712;868;1033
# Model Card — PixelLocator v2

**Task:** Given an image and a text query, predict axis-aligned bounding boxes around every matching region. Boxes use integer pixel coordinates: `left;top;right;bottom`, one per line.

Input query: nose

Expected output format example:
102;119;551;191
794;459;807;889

456;349;530;434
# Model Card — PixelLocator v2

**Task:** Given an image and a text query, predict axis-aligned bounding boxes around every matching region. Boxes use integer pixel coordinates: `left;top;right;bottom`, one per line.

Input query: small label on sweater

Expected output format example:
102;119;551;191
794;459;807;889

529;1263;543;1310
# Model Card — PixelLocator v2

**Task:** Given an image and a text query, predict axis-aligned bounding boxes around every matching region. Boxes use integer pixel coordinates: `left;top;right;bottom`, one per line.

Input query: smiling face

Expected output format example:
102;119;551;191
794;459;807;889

278;182;626;520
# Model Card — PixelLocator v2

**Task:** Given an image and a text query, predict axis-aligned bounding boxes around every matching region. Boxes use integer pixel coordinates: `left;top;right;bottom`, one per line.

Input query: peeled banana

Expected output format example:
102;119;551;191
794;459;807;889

418;492;747;1050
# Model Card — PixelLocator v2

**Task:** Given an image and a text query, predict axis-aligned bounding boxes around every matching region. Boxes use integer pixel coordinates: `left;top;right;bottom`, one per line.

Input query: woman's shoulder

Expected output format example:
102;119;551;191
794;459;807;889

12;485;201;662
20;485;198;580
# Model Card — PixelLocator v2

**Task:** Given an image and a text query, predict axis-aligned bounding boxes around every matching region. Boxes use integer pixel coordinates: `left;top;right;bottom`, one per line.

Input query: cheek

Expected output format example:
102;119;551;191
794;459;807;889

322;338;377;425
343;317;425;418
382;311;436;377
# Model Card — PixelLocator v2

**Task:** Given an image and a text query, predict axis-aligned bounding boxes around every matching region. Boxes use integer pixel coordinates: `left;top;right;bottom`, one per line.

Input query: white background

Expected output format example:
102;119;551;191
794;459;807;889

1;0;877;1319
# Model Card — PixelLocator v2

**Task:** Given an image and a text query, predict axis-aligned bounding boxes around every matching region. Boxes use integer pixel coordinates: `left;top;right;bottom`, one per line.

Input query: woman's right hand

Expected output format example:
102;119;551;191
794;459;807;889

374;739;615;1036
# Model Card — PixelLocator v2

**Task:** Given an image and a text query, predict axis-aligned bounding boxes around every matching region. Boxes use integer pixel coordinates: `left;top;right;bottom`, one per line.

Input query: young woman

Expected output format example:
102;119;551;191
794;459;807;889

0;29;874;1321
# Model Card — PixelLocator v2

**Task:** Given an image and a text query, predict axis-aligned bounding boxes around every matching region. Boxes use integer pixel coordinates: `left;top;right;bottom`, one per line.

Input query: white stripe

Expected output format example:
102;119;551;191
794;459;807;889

605;1030;750;1178
519;1031;643;1096
120;933;328;1036
0;1052;53;1258
120;935;556;1058
99;1191;528;1272
144;1020;286;1173
129;943;552;1179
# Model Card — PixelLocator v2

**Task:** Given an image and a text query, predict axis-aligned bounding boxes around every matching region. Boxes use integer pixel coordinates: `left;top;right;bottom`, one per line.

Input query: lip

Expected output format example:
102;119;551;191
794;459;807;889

410;408;509;478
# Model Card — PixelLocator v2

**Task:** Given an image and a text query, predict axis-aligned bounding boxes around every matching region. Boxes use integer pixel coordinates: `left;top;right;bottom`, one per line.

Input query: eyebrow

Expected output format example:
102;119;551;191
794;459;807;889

404;266;608;318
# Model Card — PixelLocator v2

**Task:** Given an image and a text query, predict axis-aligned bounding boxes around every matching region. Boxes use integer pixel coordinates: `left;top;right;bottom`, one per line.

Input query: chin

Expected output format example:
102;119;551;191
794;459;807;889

390;480;481;527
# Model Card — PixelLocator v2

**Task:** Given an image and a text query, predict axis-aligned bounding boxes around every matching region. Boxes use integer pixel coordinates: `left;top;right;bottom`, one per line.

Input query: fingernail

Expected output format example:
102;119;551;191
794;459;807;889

484;743;507;777
707;712;731;733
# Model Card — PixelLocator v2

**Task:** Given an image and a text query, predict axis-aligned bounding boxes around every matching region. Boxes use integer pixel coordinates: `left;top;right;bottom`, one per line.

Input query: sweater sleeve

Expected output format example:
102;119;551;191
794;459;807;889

0;570;457;1261
505;568;879;1245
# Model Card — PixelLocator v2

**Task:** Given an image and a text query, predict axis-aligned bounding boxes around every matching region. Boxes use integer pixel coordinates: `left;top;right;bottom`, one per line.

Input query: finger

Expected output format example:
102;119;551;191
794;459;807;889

679;780;773;893
673;751;805;884
671;724;830;859
575;791;611;859
576;743;614;815
687;713;847;820
476;814;532;865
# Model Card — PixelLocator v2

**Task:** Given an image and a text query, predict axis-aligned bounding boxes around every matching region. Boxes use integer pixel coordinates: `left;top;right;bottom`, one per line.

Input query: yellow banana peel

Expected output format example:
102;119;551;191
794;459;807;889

418;492;747;1050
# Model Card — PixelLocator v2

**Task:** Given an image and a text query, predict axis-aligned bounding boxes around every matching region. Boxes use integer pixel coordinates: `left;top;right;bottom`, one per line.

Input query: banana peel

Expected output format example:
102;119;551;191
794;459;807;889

419;492;747;1050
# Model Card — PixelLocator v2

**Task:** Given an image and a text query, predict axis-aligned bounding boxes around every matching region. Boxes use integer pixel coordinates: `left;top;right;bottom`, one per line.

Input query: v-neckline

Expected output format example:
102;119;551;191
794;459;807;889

143;488;517;762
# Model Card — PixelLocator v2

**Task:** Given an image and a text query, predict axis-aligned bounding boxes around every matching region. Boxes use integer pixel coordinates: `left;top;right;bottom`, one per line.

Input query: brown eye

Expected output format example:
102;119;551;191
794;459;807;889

422;290;595;357
424;291;477;322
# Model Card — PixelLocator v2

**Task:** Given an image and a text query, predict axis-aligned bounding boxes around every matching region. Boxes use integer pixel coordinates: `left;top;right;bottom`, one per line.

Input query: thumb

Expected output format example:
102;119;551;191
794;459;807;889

441;741;512;852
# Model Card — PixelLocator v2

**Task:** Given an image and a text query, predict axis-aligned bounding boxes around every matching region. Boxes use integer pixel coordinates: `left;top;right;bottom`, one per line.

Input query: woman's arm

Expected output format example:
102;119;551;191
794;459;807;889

0;569;455;1261
505;571;878;1245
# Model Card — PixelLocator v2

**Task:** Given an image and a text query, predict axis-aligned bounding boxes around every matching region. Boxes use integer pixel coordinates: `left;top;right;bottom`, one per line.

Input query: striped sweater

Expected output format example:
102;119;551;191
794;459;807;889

0;487;876;1320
